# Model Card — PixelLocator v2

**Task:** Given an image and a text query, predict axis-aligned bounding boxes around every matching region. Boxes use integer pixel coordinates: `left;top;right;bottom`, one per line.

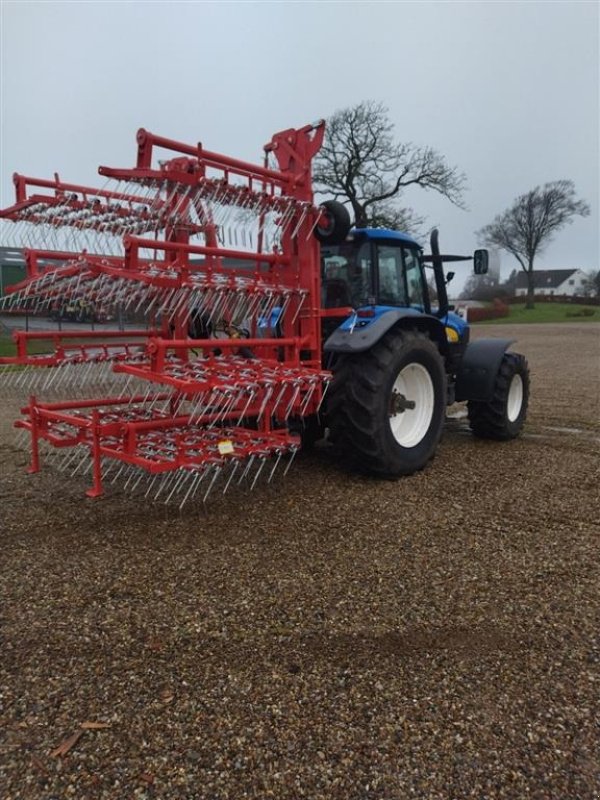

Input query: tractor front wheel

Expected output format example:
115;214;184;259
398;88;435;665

327;329;447;477
467;352;529;440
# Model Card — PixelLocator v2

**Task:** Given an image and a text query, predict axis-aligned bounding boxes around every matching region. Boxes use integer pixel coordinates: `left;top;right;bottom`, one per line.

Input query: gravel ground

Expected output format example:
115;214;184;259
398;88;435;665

1;322;599;799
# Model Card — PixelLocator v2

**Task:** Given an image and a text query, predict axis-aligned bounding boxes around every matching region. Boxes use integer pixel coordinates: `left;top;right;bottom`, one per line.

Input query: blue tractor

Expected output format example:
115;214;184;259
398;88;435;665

310;207;530;477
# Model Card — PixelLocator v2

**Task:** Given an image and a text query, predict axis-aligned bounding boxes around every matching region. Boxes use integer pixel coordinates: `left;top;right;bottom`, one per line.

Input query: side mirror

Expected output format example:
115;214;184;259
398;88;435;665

446;271;455;284
474;249;489;275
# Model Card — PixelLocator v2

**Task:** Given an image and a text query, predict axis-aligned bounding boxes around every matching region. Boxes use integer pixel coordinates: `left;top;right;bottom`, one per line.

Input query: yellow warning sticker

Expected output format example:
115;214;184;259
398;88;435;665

217;440;234;455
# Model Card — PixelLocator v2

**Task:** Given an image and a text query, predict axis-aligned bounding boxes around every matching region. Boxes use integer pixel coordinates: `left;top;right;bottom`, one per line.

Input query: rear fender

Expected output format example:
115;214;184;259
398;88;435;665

323;309;447;355
455;338;515;401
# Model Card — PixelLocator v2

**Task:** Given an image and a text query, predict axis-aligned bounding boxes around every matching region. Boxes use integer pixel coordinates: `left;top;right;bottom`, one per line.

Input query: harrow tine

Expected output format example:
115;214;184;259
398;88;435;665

178;467;202;509
222;460;240;494
154;468;180;501
238;454;255;485
250;455;267;491
283;446;299;477
202;463;223;504
58;445;84;473
70;448;91;476
267;450;283;484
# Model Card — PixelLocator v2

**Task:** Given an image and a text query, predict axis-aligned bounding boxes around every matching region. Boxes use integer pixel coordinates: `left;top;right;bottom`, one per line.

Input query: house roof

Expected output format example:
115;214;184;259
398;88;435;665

515;269;578;289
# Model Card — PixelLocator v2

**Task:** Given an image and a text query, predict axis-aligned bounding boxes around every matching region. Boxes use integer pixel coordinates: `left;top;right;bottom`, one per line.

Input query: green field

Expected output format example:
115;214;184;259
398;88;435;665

476;302;599;324
0;333;53;358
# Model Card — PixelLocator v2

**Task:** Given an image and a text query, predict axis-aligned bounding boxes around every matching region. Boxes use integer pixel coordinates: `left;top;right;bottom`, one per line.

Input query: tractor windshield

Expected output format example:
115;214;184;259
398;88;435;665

321;242;373;308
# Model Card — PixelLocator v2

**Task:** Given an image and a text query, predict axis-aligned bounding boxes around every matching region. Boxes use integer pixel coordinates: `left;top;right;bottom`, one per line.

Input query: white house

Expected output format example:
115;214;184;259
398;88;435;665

515;269;589;297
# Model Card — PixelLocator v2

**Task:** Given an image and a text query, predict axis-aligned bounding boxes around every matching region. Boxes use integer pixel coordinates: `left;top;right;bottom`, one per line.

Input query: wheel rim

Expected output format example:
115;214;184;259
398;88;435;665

389;363;434;448
507;373;524;422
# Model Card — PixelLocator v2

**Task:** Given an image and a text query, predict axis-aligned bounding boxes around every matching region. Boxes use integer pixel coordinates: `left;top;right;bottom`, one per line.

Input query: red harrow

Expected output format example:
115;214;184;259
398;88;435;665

1;122;337;505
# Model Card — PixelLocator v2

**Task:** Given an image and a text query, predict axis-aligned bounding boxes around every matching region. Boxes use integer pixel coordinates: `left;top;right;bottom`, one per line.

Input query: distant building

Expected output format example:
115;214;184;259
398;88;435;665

0;247;26;296
515;269;588;297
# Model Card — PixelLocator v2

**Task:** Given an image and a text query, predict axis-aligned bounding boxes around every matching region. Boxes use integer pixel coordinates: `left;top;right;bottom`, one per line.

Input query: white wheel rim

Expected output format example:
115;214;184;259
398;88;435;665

507;373;523;422
389;363;434;448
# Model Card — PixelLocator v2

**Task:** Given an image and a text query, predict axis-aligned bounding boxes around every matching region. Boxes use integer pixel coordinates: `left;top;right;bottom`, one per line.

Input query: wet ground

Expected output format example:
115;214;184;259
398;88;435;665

1;323;599;799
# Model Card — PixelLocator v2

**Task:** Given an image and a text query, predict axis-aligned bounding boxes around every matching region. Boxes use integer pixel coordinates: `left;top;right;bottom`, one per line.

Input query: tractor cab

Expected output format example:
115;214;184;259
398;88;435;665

321;229;427;314
320;227;485;347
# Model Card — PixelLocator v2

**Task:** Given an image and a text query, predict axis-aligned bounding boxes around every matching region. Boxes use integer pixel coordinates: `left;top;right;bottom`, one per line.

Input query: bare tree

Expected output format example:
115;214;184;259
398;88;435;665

314;101;466;232
582;269;600;298
367;201;425;236
459;272;502;303
477;181;590;309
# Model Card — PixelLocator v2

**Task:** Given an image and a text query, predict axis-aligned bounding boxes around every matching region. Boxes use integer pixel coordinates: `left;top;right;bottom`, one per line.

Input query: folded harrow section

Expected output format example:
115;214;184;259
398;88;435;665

18;396;301;506
1;122;331;503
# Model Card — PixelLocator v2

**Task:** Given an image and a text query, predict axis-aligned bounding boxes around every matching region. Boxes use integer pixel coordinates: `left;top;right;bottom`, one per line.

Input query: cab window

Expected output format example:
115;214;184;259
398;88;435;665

321;243;372;308
404;247;425;308
377;245;406;306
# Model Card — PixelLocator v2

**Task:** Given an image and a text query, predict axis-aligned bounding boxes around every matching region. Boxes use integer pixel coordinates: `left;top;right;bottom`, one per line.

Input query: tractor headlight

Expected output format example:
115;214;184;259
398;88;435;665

445;326;460;343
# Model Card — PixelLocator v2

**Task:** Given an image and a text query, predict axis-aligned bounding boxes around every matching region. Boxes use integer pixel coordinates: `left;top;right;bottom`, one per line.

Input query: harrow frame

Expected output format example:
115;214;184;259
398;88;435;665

1;121;332;503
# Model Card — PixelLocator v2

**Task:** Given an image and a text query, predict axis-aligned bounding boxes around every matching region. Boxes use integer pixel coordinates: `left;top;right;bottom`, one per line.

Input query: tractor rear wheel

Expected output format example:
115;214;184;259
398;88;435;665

467;352;529;440
327;329;447;477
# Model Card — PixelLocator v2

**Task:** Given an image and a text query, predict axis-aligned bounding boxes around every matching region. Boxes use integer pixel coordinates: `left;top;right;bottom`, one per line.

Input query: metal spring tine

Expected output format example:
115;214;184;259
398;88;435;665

209;388;236;427
306;206;325;241
290;291;306;326
110;461;129;485
203;389;227;427
123;465;143;491
267;450;284;483
14;428;29;449
222;460;240;495
299;380;317;416
101;459;117;481
188;390;210;422
58;445;83;472
44;444;63;467
256;385;274;422
202;463;223;504
242;290;260;324
189;463;216;501
176;468;199;509
130;468;150;495
212;387;243;427
289;202;311;239
276;199;297;236
284;382;302;419
270;382;290;417
317;379;331;413
250;456;267;491
154;468;179;500
238;454;255;485
278;290;294;324
261;291;279;326
283;446;299;477
218;288;234;322
173;286;192;319
70;447;90;476
164;468;188;504
238;386;257;422
15;364;34;390
209;289;230;327
144;471;162;499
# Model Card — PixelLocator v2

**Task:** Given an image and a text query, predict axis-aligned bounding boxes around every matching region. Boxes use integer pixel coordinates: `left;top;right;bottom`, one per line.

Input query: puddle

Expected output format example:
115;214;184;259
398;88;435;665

446;410;468;420
543;426;591;436
537;426;600;445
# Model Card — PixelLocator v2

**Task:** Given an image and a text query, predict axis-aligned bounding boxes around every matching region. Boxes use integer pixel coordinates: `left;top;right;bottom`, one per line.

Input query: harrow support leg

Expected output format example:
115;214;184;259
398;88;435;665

27;396;40;474
85;410;104;498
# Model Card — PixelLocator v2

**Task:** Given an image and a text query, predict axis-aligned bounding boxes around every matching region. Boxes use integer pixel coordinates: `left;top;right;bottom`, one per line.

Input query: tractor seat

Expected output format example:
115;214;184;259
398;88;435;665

323;279;351;308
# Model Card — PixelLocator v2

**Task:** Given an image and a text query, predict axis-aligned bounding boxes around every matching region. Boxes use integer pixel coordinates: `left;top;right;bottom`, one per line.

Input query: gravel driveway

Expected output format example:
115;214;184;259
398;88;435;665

1;323;599;799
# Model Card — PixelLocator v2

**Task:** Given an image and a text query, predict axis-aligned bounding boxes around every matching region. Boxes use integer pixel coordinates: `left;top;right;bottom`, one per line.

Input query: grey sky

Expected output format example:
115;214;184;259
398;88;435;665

1;0;598;291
